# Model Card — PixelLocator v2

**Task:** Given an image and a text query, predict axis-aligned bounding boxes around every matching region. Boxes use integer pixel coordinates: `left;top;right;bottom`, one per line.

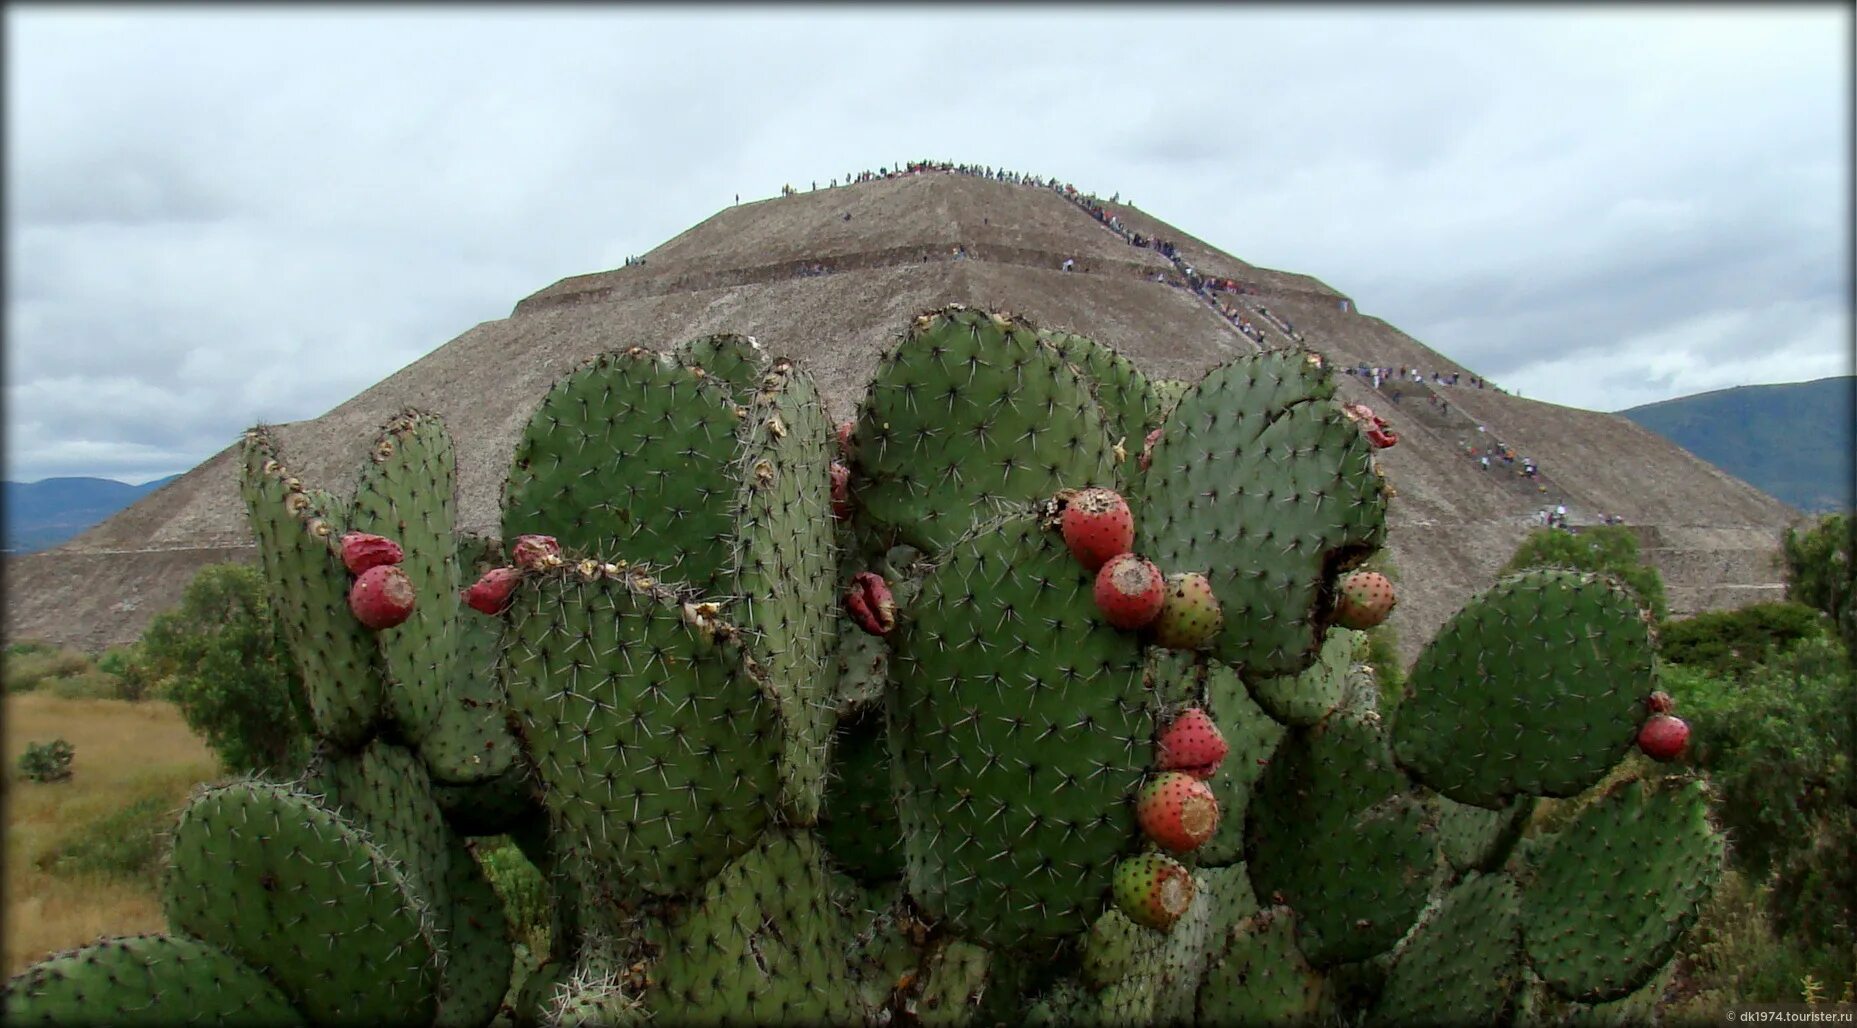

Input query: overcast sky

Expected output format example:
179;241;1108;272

7;6;1850;484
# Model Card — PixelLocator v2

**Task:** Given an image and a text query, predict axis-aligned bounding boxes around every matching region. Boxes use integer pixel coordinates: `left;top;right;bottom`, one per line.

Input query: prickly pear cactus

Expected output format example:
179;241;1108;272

15;304;1731;1028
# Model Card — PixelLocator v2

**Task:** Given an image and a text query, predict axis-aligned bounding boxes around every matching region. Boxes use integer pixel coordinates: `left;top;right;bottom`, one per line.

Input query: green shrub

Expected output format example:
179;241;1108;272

18;739;75;783
4;647;95;693
1657;601;1830;679
1663;637;1853;951
45;670;130;701
1501;525;1668;620
1782;512;1854;655
139;563;310;776
40;793;175;882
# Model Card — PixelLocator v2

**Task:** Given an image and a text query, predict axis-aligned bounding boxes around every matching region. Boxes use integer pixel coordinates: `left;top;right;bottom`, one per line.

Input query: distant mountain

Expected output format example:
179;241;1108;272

3;475;182;553
1618;377;1854;514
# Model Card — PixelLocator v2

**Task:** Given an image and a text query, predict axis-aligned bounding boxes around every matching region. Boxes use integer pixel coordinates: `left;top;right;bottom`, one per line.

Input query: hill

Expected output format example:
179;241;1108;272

3;476;181;554
0;165;1804;662
1618;377;1854;513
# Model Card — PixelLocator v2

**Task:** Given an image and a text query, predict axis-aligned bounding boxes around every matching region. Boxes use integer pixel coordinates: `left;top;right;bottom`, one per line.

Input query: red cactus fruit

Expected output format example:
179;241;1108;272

1152;572;1222;650
511;535;562;571
1156;708;1229;780
1334;571;1396;630
461;566;522;616
339;532;404;575
1646;690;1675;715
1061;487;1134;572
1094;553;1165;630
349;565;416;630
1112;853;1197;931
1138;427;1164;473
831;462;852;520
1638;714;1689;762
847;572;896;636
1137;772;1221;853
836;419;856;460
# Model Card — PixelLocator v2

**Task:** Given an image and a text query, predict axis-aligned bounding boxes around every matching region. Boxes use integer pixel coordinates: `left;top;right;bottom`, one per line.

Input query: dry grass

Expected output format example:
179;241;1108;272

3;693;220;975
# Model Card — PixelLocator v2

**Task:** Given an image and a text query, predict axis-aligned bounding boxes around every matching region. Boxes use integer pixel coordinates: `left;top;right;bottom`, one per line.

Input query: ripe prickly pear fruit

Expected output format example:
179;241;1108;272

1334;571;1396;630
836;419;856;459
847;572;896;636
1094;553;1165;630
1638;714;1689;762
1647;690;1675;714
1138;426;1163;473
339;532;404;575
512;535;562;571
349;565;415;630
831;462;852;520
462;566;522;616
1113;853;1197;930
1156;708;1228;780
1137;772;1221;853
1061;487;1134;572
1152;573;1222;650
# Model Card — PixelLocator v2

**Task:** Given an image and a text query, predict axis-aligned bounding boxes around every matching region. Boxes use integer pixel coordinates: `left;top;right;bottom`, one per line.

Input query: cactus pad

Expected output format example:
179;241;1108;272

349;409;459;742
435;836;515;1028
677;331;770;401
1437;794;1535;875
889;513;1149;946
2;933;305;1027
503;347;741;592
1042;328;1158;489
1244;626;1358;727
1137;351;1387;677
421;534;520;785
644;830;860;1024
1246;710;1436;966
502;565;782;896
1373;871;1524;1024
728;359;838;824
1392;569;1656;808
1196;661;1287;867
854;306;1117;553
161;780;440;1026
1195;906;1324;1025
1522;775;1724;1002
240;429;382;748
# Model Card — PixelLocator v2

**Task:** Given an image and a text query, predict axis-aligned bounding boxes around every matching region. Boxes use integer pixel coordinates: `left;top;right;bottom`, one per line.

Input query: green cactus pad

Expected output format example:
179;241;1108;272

435;836;515;1028
1196;661;1287;867
1195;906;1324;1025
644;830;860;1025
854;306;1118;553
1392;569;1657;808
304;738;454;917
889;514;1149;947
1144;647;1203;710
422;534;521;786
676;331;770;401
728;359;838;825
1522;775;1724;1002
909;939;991;1026
503;347;741;592
831;619;890;708
1136;351;1387;677
1082;863;1249;1025
350;409;459;743
511;959;569;1028
1042;328;1158;489
2;933;306;1027
240;428;383;748
819;702;904;882
1246;711;1436;966
1244;626;1359;727
1374;872;1524;1025
161;780;440;1026
502;566;782;897
1438;794;1535;875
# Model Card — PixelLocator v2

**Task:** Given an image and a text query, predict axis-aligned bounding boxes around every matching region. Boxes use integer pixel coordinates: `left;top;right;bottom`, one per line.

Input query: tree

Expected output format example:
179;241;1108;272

1500;525;1668;620
140;563;310;776
1780;513;1854;655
